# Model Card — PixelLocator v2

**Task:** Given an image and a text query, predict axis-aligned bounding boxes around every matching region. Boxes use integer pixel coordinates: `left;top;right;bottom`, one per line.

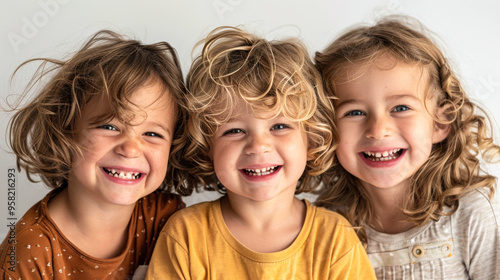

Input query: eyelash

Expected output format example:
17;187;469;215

221;123;292;136
222;128;244;136
98;125;164;138
271;123;291;130
98;124;118;131
392;105;410;112
343;105;411;117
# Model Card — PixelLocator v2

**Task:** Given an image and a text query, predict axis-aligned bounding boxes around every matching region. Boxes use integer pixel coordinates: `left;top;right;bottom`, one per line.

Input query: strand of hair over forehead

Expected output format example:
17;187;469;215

195;26;316;123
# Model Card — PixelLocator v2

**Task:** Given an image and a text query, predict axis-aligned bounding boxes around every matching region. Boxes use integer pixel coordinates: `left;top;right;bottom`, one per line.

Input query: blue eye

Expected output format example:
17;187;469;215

393;105;410;112
222;128;244;136
144;132;164;138
271;123;290;130
345;110;364;117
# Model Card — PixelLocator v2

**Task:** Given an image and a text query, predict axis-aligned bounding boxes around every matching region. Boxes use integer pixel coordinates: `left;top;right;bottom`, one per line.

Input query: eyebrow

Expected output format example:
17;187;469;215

143;121;173;138
336;94;420;108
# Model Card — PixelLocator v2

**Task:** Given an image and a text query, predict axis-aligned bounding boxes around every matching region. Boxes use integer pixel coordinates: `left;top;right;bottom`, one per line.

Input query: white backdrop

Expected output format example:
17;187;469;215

1;0;499;238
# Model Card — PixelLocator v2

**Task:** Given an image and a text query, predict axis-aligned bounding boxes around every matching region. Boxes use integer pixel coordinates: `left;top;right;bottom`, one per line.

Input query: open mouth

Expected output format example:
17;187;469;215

103;167;142;180
243;166;280;176
362;149;403;162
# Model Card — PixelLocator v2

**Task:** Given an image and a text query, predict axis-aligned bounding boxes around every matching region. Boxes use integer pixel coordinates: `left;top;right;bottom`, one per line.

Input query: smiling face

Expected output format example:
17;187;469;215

333;55;449;193
68;80;177;207
211;98;309;203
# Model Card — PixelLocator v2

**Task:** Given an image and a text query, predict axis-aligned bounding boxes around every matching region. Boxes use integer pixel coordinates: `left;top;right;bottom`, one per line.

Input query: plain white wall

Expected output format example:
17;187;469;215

1;0;499;238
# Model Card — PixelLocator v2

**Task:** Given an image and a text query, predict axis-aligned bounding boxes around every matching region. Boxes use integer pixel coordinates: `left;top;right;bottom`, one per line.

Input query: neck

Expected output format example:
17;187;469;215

220;191;306;253
362;182;414;234
48;187;135;258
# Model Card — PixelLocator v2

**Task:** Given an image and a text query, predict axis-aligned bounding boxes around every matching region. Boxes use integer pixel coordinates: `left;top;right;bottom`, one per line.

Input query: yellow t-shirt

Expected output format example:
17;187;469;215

147;198;375;279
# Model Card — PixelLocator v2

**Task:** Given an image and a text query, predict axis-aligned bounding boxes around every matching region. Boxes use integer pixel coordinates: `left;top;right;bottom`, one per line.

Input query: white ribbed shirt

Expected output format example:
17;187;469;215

365;188;500;280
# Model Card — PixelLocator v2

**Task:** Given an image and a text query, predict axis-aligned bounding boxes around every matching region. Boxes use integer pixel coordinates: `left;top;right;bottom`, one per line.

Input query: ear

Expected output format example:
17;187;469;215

432;105;451;144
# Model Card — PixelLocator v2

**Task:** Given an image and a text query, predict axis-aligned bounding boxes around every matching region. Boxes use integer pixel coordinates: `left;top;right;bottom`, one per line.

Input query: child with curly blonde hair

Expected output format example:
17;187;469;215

0;30;186;279
146;26;376;279
315;16;500;279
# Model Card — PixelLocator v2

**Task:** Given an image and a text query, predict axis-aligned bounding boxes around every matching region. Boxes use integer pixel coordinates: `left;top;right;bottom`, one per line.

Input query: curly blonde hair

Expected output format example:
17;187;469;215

7;30;186;192
314;16;500;244
171;26;336;195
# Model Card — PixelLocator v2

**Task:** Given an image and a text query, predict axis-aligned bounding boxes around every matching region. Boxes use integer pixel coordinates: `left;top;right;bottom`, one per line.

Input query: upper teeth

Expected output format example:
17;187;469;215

244;166;278;176
104;168;141;180
364;149;401;158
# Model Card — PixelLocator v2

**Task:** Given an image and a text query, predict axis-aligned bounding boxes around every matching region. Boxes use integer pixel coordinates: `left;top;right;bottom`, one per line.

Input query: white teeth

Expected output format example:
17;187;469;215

363;149;402;161
244;166;278;176
104;168;141;180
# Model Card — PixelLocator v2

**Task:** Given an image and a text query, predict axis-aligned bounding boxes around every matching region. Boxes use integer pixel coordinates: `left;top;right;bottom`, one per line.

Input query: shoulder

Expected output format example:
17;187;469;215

453;188;500;227
307;202;360;242
140;190;185;212
456;188;499;216
310;202;353;227
0;203;56;277
166;201;214;225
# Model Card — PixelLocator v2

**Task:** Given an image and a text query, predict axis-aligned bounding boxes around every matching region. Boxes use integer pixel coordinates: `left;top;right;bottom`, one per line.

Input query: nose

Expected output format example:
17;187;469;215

244;133;272;155
365;114;393;139
114;134;143;158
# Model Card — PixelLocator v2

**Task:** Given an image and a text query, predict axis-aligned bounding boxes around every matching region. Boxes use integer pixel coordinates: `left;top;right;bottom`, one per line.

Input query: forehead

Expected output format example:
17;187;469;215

80;80;177;125
226;96;280;121
334;55;429;99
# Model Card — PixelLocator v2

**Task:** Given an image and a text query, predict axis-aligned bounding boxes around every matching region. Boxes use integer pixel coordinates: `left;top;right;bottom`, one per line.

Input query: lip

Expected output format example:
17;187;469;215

239;165;282;181
358;149;406;168
101;166;146;184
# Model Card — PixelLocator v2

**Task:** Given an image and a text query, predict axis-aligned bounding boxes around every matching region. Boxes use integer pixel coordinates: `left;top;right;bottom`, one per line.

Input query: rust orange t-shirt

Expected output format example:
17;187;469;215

0;188;184;279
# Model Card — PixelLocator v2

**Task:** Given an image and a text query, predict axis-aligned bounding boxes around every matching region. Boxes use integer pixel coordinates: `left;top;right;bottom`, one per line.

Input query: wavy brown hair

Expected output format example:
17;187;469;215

171;26;336;195
7;30;186;192
314;16;500;244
